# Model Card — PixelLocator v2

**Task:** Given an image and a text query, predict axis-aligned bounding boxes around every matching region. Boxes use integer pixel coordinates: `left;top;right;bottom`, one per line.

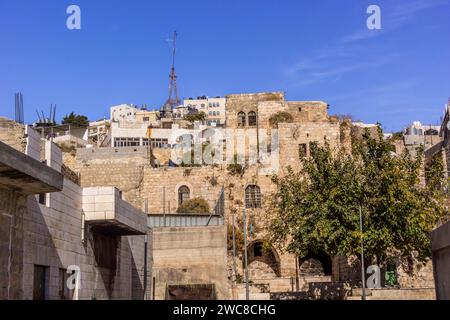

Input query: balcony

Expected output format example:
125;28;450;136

0;140;63;195
82;187;147;236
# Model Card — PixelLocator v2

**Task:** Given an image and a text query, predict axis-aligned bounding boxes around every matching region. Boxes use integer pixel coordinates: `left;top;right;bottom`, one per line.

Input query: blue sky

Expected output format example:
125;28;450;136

0;0;449;132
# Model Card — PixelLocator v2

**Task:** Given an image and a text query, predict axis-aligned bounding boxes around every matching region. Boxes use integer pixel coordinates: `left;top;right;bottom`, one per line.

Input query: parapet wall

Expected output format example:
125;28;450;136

151;225;229;300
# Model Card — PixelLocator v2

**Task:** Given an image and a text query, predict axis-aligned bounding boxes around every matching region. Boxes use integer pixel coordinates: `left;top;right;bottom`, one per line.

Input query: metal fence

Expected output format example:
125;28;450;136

148;214;224;228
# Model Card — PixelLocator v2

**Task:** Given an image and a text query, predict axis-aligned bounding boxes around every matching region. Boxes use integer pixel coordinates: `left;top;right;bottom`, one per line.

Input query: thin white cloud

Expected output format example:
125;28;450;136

341;0;449;44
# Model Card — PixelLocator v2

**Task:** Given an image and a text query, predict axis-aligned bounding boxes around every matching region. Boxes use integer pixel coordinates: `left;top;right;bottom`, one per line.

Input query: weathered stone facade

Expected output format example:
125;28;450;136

151;226;229;299
71;92;437;299
0;125;150;300
0;187;27;299
1;90;440;300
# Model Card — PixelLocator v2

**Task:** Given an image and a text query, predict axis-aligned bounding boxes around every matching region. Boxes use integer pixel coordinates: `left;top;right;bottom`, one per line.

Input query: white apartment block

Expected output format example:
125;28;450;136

183;97;226;126
110;104;139;122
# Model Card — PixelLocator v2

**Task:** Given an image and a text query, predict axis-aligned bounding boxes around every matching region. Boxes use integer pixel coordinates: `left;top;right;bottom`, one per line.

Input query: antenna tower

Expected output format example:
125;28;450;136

164;31;181;112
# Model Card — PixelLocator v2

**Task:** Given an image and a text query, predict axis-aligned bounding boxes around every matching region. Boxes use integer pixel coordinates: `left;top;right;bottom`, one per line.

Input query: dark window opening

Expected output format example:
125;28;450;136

248;111;257;127
59;268;74;300
237;112;246;127
254;242;263;257
178;186;190;206
114;137;140;147
38;193;46;205
33;265;49;300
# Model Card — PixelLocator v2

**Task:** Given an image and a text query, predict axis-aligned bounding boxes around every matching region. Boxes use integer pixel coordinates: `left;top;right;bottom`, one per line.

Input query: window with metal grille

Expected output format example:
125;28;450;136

245;185;262;208
114;137;140;147
178;186;190;206
248;111;257;127
237;112;246;127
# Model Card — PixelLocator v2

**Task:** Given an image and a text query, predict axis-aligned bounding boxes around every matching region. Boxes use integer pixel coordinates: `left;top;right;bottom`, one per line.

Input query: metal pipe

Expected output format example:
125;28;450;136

232;211;237;286
243;207;249;300
360;205;366;300
143;199;148;300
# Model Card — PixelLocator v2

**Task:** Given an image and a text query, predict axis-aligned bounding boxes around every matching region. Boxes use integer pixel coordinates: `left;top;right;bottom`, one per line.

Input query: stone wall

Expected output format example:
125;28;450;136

151;226;229;300
20;142;150;300
76;147;149;210
0;186;27;299
432;220;450;299
225;92;285;129
0;117;26;153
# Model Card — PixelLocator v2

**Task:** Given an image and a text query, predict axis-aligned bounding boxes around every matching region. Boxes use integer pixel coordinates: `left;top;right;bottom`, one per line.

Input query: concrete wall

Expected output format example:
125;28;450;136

151;226;229;300
82;187;147;235
0;187;27;299
432;221;450;300
21;141;150;300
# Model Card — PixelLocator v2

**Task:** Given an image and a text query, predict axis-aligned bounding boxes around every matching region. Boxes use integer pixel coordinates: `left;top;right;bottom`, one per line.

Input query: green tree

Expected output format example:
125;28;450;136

185;112;207;124
177;197;210;214
269;111;293;128
62;112;89;126
267;126;446;266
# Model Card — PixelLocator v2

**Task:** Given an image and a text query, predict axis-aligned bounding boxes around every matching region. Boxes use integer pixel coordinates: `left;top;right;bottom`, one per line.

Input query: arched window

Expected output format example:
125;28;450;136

248;111;257;127
237;112;246;127
245;185;261;208
178;186;190;206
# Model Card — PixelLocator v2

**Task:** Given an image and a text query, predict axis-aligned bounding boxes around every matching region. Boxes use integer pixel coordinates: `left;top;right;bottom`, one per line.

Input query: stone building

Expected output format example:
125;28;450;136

0;118;150;300
71;92;349;298
0;91;440;300
184;96;226;126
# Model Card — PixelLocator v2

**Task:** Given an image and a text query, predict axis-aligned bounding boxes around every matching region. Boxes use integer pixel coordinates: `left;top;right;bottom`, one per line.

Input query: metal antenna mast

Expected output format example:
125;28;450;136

164;31;181;112
14;93;24;124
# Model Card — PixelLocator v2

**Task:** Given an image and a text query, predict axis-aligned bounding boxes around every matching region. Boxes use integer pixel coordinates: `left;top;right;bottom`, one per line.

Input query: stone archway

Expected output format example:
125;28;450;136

246;240;281;280
298;251;332;276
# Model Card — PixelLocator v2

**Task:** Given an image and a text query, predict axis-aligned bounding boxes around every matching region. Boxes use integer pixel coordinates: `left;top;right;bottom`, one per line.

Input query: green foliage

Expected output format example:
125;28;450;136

267;126;446;265
227;223;244;253
391;131;404;140
269;111;294;128
227;155;245;176
185;112;207;124
425;153;446;192
176;197;210;214
62;112;89;126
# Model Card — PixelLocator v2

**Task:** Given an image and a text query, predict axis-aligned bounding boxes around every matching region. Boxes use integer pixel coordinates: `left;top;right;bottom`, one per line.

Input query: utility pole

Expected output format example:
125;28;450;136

243;207;250;300
163;186;166;227
143;199;148;300
360;205;366;300
232;211;237;299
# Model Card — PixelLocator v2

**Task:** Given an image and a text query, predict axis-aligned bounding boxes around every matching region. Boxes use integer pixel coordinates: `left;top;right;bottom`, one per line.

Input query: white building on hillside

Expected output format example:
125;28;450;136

183;97;226;126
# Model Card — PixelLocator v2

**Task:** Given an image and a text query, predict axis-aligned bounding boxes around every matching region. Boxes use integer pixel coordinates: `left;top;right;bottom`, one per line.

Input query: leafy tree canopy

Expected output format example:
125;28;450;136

185;112;207;124
267;126;446;266
269;111;293;128
62;112;89;126
177;197;211;214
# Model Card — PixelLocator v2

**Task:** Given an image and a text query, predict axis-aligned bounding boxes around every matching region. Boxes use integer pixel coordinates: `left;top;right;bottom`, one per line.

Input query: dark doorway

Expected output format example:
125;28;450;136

299;251;332;276
166;284;216;300
33;265;49;300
